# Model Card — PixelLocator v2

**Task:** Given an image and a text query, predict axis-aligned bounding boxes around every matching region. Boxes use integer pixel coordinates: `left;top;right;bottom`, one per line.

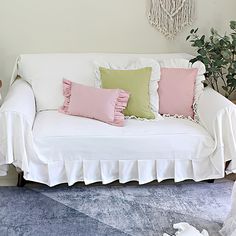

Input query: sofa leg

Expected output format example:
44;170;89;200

17;172;26;187
206;179;215;183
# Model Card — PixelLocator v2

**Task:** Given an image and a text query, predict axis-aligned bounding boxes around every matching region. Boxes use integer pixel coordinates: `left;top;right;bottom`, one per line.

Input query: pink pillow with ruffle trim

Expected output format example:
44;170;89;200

59;79;129;126
158;68;198;118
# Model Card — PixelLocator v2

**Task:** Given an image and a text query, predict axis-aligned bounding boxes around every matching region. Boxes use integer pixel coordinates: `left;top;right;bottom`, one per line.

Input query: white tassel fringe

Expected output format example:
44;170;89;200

148;0;195;39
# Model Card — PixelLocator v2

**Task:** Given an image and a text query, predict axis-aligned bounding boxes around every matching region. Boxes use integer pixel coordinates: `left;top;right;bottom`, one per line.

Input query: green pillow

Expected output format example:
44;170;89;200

99;67;155;119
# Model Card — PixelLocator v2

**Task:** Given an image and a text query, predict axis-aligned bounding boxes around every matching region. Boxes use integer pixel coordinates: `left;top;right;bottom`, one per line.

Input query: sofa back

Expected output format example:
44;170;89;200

16;53;193;111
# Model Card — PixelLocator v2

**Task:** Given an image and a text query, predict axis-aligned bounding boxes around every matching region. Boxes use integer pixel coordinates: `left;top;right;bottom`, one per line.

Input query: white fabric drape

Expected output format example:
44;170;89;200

0;79;236;186
0;79;36;174
197;87;236;173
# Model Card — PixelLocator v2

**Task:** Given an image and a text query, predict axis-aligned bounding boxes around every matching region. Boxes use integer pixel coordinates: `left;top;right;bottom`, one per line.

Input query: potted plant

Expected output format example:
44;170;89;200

186;21;236;100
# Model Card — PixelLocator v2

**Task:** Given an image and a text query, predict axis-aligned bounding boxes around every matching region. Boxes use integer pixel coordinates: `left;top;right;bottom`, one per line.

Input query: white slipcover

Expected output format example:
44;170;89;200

0;53;236;186
32;111;216;186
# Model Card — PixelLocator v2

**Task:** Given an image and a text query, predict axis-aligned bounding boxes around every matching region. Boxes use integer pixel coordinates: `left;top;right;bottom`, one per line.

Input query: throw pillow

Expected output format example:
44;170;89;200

159;59;206;119
99;67;155;119
94;58;162;119
158;68;198;118
59;79;129;126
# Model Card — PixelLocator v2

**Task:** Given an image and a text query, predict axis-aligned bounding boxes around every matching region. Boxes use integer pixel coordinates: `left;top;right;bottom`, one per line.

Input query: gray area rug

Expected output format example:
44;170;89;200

0;180;233;236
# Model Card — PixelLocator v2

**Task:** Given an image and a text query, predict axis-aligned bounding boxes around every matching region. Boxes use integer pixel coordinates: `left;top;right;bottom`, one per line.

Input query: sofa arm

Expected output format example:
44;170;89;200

197;87;236;169
0;79;36;125
0;79;36;175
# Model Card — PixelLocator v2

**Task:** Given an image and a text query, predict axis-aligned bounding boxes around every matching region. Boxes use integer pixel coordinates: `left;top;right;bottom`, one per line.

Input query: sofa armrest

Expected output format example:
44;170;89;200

0;79;36;175
0;79;36;126
197;87;236;170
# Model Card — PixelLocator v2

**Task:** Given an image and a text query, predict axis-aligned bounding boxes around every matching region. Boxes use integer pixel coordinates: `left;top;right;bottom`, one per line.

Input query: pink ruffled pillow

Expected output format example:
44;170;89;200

158;68;198;118
59;79;129;126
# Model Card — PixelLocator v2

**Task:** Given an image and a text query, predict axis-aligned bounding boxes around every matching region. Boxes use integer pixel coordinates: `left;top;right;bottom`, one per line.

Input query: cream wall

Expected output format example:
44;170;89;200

0;0;235;185
0;0;236;96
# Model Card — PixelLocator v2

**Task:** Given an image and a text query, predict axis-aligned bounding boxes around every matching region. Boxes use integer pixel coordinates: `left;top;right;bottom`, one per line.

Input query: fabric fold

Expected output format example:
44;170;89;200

197;87;236;174
21;158;223;187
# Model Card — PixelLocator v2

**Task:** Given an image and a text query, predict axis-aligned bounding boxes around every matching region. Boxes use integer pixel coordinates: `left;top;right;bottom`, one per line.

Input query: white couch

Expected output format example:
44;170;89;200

0;53;236;187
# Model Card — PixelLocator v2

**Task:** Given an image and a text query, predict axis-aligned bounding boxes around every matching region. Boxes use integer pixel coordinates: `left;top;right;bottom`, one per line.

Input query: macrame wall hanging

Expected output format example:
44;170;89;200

148;0;195;39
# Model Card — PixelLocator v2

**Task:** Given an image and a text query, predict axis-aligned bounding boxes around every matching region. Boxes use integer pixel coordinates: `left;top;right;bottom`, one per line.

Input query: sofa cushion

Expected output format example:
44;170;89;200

31;111;216;185
33;111;214;162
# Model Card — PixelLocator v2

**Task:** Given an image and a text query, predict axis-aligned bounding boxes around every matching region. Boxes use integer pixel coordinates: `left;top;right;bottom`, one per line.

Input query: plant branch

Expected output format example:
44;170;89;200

186;21;236;99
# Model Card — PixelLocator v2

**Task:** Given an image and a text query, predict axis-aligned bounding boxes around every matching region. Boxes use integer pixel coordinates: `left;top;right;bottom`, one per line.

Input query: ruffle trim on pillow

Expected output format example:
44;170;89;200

193;102;200;122
161;102;200;123
125;114;164;121
162;114;194;122
58;79;72;114
113;90;129;126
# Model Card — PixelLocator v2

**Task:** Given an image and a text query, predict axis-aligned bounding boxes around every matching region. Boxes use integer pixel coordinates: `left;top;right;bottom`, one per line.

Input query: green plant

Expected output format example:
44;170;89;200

186;21;236;98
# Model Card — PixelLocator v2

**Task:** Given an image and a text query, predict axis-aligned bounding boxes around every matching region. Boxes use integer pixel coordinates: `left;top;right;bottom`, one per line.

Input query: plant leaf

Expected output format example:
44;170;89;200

221;50;231;60
186;35;191;41
230;21;236;30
